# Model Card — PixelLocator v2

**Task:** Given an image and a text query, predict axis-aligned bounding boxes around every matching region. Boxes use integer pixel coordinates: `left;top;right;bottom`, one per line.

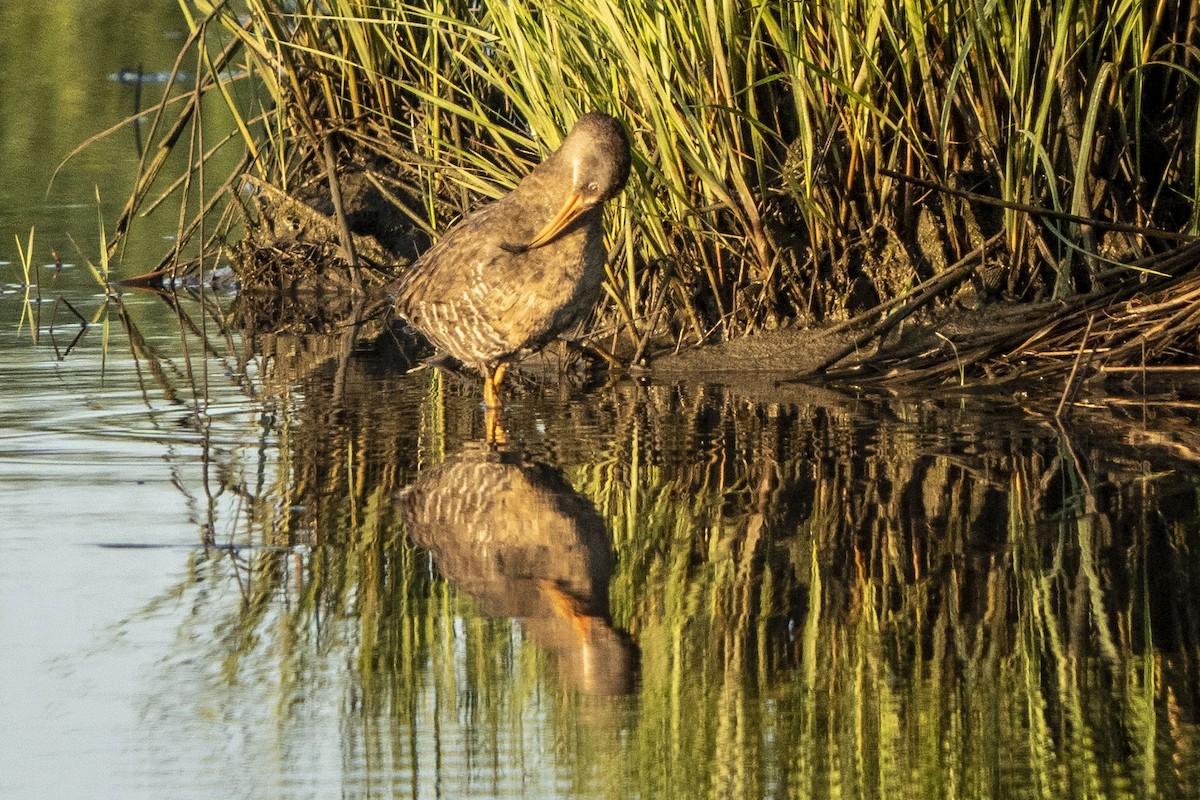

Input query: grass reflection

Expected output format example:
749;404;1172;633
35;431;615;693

99;299;1200;797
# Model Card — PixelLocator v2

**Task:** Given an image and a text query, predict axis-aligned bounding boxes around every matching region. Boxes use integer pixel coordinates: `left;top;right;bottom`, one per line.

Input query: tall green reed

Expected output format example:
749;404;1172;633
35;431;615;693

136;0;1200;350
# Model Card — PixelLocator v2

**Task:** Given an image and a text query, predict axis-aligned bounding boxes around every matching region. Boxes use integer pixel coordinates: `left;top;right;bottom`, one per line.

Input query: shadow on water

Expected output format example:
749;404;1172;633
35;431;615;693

36;290;1200;797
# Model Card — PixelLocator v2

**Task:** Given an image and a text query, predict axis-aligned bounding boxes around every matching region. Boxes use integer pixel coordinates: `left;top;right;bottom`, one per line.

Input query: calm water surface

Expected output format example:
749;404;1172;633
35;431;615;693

4;4;1200;800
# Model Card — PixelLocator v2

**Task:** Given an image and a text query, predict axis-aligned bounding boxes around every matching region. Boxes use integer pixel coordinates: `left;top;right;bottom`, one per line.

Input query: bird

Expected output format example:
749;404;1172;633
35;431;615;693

393;112;631;410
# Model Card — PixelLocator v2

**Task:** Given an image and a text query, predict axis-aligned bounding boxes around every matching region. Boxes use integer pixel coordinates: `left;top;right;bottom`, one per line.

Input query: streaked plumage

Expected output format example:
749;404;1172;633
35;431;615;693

394;113;631;407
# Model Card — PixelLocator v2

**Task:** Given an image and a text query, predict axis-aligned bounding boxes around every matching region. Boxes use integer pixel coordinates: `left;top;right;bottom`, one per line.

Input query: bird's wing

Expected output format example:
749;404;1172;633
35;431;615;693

395;205;556;352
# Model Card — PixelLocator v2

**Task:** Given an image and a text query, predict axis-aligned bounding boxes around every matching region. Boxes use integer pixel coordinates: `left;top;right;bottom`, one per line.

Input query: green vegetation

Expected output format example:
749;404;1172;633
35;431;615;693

69;0;1198;402
120;0;1200;351
56;280;1192;796
12;2;1200;787
83;187;113;290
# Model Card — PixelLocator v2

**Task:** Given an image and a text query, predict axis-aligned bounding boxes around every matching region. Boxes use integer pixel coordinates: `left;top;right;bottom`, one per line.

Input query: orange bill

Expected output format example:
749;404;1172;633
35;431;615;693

524;191;586;250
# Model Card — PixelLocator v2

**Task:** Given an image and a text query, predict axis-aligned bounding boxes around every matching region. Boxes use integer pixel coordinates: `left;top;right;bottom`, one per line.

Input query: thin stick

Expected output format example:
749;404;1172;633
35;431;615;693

1100;364;1200;373
1103;397;1200;408
323;133;361;291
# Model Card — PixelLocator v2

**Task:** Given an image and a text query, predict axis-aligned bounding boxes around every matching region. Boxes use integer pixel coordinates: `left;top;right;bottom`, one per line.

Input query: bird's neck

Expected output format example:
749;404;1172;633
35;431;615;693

510;154;572;208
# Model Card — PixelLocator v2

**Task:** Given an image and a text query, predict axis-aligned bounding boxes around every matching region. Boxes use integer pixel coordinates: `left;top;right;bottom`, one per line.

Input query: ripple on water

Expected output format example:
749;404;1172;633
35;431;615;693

0;347;270;466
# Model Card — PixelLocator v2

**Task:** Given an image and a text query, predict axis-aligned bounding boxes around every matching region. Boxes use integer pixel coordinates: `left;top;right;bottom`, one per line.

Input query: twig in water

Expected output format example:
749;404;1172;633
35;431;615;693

49;297;91;360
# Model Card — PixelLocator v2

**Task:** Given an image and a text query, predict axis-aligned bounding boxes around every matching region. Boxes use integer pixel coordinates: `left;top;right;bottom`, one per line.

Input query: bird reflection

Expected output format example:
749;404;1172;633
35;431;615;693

399;441;636;695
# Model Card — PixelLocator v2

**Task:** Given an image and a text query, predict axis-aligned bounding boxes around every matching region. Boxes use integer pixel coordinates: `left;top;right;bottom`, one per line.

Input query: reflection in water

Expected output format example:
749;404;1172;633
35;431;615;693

399;441;636;695
9;292;1200;798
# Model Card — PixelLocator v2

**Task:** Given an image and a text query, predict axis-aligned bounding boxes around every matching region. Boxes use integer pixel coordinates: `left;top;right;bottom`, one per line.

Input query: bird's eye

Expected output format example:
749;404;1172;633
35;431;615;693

586;181;599;194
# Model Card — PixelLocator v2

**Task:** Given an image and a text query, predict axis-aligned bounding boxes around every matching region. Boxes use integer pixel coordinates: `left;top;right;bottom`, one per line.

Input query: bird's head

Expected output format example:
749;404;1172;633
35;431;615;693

511;113;631;252
561;112;631;206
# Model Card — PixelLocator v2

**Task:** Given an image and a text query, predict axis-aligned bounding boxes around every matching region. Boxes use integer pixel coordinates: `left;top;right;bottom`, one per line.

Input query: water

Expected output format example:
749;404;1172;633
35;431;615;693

4;4;1200;800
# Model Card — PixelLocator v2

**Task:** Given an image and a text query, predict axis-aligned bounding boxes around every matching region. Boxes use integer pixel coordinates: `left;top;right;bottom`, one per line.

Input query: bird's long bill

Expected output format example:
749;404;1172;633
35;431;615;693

524;191;586;250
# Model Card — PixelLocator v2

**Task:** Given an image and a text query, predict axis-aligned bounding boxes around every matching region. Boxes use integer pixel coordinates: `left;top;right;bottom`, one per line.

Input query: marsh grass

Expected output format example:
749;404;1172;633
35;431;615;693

109;1;1200;373
86;187;111;290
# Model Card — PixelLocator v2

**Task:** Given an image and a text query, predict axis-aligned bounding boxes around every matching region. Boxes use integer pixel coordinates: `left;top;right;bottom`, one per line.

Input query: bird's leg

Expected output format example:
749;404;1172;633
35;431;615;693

483;364;509;444
483;363;508;409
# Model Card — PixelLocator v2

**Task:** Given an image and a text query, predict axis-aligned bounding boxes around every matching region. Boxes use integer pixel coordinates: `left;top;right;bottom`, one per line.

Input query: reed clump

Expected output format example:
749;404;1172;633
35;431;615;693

119;0;1200;373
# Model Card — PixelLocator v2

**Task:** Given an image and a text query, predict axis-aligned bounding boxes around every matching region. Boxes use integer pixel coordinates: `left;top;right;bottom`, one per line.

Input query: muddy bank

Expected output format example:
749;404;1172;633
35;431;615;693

650;296;1033;377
